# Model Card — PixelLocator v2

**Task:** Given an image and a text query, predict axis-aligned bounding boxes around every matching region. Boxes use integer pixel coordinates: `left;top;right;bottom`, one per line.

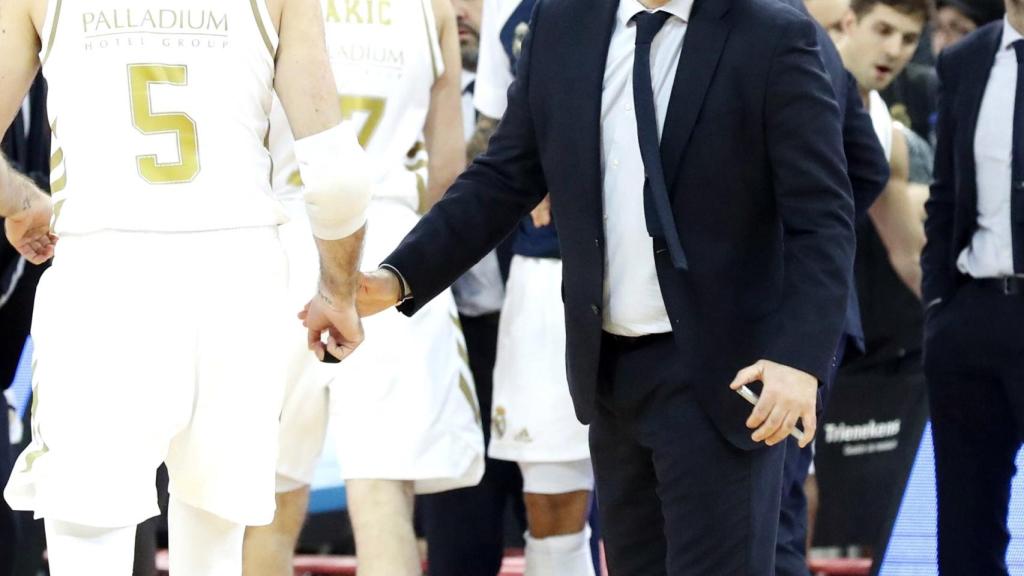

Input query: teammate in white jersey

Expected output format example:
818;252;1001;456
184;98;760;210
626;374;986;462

471;0;595;574
0;0;372;573
241;0;480;575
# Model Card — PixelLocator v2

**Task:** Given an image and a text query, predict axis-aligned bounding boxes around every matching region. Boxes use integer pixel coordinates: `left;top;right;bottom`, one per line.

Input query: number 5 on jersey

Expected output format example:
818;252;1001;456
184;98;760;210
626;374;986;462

128;64;200;184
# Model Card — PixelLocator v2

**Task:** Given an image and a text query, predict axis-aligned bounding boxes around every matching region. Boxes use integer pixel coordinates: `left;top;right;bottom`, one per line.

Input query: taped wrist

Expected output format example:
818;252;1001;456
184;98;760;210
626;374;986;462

295;122;373;240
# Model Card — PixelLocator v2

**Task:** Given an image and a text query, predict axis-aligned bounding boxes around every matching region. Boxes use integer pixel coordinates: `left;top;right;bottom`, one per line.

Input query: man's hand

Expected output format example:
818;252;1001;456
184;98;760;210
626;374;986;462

4;191;56;264
300;289;364;362
530;195;552;228
729;359;818;448
356;268;403;317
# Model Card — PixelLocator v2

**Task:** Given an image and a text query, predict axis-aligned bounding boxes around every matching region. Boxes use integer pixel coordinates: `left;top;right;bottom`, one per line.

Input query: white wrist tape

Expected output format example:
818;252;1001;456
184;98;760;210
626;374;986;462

294;122;373;240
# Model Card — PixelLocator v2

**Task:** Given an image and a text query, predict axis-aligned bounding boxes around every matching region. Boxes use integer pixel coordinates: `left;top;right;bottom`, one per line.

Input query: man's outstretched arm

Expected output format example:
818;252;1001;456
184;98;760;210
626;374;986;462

361;2;549;317
0;0;55;264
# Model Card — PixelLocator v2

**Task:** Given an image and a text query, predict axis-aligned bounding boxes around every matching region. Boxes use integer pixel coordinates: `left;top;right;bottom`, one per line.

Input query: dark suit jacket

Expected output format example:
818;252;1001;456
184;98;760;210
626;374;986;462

922;21;1004;306
777;0;889;354
385;0;855;449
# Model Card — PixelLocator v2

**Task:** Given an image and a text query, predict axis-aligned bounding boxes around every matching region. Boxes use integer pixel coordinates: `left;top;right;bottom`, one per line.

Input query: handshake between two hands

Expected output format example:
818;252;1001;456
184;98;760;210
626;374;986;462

303;266;819;448
299;267;405;364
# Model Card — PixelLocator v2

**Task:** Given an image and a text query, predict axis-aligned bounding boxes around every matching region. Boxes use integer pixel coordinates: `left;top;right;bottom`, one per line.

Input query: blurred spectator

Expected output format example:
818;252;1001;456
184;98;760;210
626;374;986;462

417;1;528;575
932;0;1006;53
806;0;932;561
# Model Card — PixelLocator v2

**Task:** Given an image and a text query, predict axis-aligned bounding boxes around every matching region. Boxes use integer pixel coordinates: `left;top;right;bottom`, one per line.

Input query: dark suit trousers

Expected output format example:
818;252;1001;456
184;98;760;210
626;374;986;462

419;312;526;576
925;281;1024;575
592;333;785;576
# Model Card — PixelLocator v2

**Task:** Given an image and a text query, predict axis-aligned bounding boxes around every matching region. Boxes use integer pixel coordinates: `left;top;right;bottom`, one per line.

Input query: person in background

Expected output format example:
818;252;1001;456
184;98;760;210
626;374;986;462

932;0;1006;54
837;0;932;298
800;0;931;563
243;0;481;575
923;0;1024;571
771;0;890;573
417;0;530;573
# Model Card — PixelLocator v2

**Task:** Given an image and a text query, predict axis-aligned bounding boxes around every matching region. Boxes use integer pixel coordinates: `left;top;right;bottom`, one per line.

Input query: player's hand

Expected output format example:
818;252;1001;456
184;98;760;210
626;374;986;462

300;288;364;363
4;193;57;264
356;269;402;317
729;359;817;448
530;195;552;228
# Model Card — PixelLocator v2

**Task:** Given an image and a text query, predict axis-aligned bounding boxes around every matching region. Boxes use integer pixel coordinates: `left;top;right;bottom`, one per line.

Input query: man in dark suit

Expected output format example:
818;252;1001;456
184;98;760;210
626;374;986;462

351;0;855;571
771;2;890;573
922;2;1024;572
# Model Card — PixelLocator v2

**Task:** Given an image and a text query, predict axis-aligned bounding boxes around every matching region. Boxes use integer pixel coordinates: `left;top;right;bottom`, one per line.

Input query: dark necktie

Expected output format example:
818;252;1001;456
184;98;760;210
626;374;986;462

632;11;687;270
1011;40;1024;273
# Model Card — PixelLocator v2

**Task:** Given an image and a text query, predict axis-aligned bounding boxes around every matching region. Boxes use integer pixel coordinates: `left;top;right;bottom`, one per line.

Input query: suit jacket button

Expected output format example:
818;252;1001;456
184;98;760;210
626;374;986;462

591;304;601;316
594;238;600;247
1015;180;1024;191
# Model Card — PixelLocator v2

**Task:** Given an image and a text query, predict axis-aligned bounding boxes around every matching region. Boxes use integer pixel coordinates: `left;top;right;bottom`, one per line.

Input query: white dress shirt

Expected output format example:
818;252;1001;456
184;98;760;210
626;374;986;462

462;71;478;142
601;0;692;336
20;100;30;138
868;91;893;162
473;0;518;119
958;17;1023;279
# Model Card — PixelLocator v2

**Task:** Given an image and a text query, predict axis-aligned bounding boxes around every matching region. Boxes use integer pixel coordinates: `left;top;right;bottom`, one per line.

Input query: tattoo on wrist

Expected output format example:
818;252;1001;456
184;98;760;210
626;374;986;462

318;287;343;311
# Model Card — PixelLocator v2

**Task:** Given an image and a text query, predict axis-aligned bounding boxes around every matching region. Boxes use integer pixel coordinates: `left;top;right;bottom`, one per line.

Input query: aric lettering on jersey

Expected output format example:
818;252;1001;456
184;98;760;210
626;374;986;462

82;9;228;35
325;0;392;25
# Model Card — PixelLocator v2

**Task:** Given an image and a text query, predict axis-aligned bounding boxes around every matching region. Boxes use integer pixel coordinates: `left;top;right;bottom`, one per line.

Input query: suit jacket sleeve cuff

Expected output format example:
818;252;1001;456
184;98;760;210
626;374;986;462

764;338;839;387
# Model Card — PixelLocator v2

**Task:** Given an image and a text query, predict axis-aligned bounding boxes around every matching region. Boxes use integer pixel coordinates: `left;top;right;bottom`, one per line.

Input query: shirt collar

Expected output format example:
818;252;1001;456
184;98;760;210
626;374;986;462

617;0;694;28
1001;15;1024;52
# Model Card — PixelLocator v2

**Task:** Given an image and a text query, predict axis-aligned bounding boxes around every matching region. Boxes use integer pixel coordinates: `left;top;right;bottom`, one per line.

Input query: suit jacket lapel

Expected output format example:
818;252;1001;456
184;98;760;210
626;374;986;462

562;0;619;225
661;0;732;192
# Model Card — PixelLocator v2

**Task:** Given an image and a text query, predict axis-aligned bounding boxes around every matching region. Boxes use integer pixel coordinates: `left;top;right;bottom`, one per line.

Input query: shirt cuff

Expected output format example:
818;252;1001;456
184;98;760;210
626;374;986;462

378;263;413;303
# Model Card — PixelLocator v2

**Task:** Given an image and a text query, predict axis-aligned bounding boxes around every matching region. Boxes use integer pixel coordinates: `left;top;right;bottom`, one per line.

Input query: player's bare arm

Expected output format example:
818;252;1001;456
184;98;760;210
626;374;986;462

0;0;56;263
421;0;467;212
466;114;498;163
868;125;924;299
273;0;374;361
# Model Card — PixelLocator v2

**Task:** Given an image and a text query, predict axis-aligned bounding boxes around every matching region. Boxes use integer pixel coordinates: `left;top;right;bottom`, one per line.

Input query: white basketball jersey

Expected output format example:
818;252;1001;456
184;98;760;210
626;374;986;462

869;90;894;163
41;0;285;234
271;0;444;211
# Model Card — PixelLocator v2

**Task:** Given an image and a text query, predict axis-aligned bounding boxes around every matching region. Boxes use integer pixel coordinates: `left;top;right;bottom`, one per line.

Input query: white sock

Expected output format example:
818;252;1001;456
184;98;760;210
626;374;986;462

44;519;136;576
168;496;245;576
525;526;596;576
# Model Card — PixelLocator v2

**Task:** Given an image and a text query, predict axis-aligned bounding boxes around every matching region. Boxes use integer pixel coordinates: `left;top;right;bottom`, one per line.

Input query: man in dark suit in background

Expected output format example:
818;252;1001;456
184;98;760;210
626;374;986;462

922;1;1024;572
352;0;856;571
771;2;890;573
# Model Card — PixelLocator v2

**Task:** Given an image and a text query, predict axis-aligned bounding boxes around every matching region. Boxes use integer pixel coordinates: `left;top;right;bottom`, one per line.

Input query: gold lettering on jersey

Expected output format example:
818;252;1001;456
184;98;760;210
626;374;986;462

335;43;404;68
82;9;229;35
325;0;392;25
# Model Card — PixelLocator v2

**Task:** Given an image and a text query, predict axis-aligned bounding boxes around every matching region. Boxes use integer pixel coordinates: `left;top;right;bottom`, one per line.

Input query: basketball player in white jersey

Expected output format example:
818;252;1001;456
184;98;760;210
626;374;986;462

471;0;595;574
0;0;373;573
242;1;481;575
